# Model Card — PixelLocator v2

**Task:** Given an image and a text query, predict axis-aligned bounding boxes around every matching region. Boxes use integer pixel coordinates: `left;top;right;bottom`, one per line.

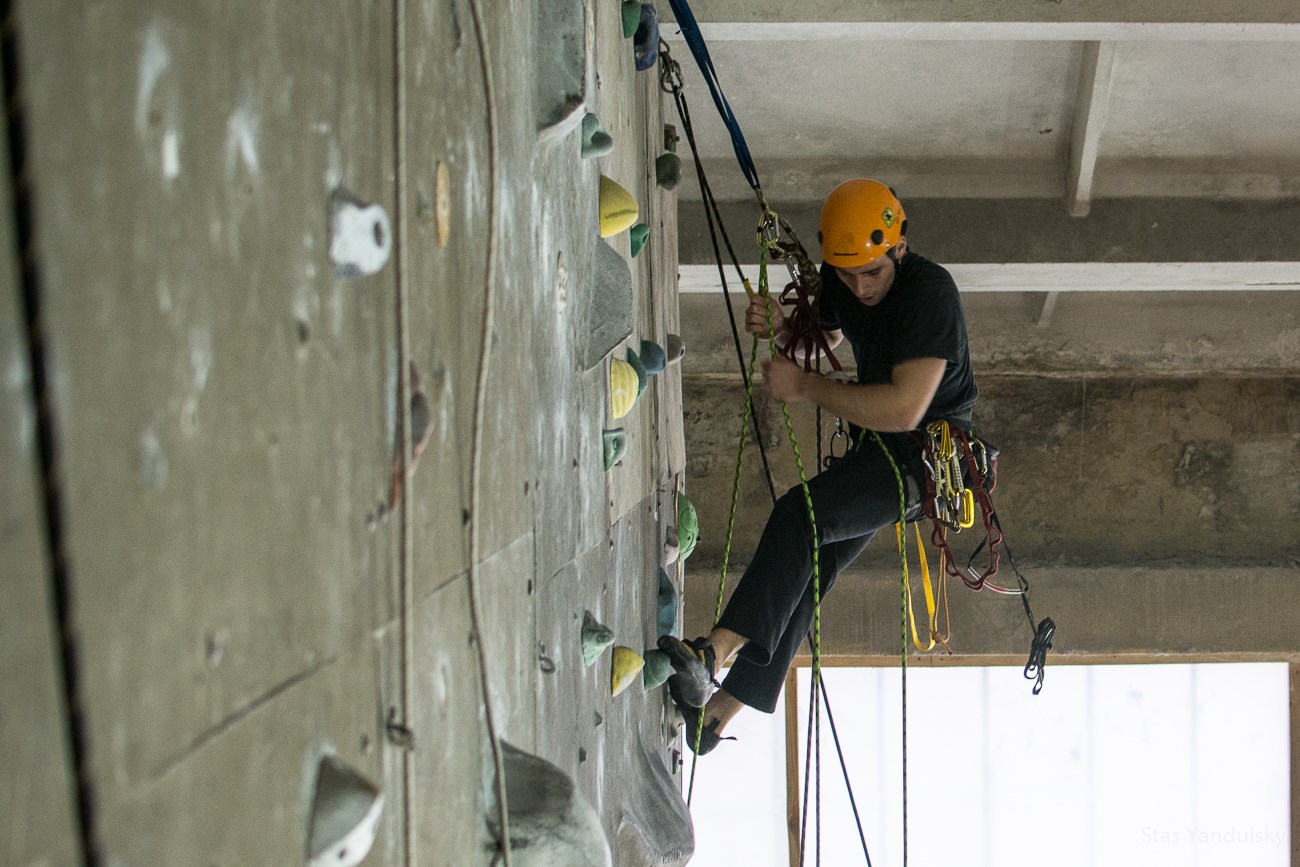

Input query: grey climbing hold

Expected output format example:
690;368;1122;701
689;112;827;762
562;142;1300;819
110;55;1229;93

580;239;634;371
677;494;699;563
491;742;613;867
639;340;666;377
581;113;614;159
657;568;677;637
642;648;672;690
581;611;615;667
662;527;680;567
329;189;392;278
655;152;682;190
633;4;660;71
306;754;384;867
613;736;695;866
664;333;685;364
602;428;627;471
629;222;650;258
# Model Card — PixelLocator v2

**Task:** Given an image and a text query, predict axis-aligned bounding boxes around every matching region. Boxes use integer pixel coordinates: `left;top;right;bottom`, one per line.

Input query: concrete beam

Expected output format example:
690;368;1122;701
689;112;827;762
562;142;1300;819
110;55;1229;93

1065;42;1116;217
662;22;1300;42
684;565;1300;659
661;0;1300;35
679;262;1300;294
676;156;1300;203
678;198;1300;265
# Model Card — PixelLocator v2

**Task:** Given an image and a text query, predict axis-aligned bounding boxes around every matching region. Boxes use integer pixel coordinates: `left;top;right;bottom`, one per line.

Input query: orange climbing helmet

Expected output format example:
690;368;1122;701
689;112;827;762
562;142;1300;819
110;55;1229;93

819;179;906;268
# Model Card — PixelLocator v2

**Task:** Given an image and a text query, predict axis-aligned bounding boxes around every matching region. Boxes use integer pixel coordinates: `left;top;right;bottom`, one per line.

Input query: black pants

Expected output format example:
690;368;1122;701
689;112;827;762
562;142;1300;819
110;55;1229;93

713;434;923;713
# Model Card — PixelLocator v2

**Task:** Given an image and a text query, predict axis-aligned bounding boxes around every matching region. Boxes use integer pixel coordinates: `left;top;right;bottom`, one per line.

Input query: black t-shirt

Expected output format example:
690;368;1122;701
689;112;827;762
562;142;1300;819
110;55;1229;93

819;251;977;428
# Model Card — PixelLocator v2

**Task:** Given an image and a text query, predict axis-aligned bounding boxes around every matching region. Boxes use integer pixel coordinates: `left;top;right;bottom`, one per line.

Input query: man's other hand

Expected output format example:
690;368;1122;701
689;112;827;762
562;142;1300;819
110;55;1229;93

762;356;809;402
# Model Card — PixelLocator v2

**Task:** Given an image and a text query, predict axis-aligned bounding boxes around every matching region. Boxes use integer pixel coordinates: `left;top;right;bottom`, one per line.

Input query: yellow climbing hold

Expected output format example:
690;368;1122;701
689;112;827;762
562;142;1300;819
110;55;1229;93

611;646;645;697
610;357;639;419
599;175;638;238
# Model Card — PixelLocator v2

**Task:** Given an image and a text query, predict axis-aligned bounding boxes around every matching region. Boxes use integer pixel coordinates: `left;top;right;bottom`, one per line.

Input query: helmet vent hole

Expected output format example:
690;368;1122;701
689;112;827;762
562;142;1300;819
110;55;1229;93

870;229;884;245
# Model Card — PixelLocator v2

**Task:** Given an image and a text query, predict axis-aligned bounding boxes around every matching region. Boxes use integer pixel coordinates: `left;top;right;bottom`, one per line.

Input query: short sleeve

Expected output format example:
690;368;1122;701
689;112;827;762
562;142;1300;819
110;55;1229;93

891;266;964;364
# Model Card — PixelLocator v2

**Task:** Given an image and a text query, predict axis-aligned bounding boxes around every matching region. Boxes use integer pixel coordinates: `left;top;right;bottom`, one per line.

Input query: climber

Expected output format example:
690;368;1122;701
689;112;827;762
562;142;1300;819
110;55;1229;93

659;178;979;753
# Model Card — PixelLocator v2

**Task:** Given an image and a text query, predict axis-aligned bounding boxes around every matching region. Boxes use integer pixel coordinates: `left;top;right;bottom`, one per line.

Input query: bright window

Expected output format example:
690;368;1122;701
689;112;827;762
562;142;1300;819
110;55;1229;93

688;663;1289;867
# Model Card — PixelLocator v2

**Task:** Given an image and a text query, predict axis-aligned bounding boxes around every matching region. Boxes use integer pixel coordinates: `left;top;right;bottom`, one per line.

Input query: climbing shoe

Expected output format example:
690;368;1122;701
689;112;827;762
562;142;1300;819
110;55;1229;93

672;693;735;756
656;635;717;708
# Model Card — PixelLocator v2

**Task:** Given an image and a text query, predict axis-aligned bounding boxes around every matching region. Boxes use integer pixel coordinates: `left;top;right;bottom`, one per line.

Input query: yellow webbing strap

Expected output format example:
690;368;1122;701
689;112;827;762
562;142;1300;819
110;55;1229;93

898;522;937;652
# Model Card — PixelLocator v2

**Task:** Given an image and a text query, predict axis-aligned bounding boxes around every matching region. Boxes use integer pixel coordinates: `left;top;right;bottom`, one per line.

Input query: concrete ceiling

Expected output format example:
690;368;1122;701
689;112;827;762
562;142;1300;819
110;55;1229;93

663;1;1300;207
663;1;1300;347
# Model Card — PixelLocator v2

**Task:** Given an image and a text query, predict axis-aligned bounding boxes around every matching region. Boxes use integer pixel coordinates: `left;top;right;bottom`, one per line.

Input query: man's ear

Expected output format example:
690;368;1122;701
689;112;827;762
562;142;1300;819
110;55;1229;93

896;236;908;257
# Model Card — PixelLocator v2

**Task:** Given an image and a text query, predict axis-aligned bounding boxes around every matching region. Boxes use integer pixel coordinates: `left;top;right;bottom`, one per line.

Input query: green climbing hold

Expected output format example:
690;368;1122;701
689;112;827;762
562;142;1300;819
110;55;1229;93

602;428;627;471
625;348;648;396
621;0;641;38
677;494;699;562
581;611;615;667
642;648;672;689
629;222;650;258
581;112;614;159
655;152;682;190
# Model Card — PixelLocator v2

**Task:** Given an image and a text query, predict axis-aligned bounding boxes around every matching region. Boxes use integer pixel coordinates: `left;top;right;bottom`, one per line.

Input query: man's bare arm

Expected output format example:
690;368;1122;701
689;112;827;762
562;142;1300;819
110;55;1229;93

763;355;946;433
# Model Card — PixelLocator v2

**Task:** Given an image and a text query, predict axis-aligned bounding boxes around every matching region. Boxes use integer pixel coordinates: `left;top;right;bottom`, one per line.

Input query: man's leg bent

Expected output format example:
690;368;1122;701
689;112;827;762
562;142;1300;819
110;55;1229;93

715;534;871;715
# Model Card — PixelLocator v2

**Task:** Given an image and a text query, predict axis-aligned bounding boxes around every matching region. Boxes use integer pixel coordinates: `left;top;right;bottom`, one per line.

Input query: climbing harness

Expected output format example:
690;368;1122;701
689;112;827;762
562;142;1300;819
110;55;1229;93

659;5;1057;862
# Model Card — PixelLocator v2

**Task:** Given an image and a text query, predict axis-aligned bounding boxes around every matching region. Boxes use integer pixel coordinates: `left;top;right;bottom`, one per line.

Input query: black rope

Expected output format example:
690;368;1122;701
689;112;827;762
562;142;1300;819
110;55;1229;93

967;511;1056;693
819;676;873;866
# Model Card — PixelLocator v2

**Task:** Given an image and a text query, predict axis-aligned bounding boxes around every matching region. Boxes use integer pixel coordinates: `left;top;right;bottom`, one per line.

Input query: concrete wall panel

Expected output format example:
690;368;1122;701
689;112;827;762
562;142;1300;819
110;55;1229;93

94;635;392;865
0;116;81;865
17;0;400;814
401;0;491;593
410;574;490;867
534;543;616;811
477;533;540;750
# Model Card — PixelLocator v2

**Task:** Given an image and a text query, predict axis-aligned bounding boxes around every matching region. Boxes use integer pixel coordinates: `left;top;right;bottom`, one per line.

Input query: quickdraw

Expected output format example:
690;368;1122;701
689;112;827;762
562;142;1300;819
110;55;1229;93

914;421;1003;591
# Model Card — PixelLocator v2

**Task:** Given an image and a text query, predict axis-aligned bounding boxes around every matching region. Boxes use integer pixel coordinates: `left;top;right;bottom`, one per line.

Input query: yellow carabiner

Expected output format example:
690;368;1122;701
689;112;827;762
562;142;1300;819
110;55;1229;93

959;487;975;529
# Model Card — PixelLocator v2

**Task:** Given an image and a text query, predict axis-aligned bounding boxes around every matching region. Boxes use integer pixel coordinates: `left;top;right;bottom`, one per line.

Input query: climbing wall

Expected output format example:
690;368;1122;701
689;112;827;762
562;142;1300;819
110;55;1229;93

0;0;691;865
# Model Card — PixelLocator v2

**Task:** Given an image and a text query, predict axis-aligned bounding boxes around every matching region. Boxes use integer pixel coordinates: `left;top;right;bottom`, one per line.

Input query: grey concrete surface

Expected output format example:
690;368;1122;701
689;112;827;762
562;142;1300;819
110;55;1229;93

680;198;1300;261
680;374;1300;570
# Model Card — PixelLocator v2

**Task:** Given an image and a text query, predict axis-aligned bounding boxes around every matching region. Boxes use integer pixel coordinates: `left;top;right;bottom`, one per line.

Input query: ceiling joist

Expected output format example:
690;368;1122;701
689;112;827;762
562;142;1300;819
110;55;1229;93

1065;41;1116;218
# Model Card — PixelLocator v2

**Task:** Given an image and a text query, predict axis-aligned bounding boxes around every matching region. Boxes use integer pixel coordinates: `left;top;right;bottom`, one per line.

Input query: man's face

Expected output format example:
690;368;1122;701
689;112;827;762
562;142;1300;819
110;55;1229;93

832;239;906;307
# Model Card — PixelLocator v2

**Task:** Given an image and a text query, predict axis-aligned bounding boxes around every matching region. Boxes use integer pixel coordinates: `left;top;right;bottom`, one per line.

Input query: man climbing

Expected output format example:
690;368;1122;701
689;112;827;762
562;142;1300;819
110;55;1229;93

659;178;978;753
